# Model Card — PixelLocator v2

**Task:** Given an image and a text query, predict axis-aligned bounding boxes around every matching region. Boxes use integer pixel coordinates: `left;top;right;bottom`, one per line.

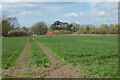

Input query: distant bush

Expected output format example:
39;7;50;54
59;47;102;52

8;30;29;37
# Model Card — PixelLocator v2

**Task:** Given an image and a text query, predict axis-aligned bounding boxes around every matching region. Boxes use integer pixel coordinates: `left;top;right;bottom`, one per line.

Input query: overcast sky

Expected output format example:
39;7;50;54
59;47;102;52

1;0;119;27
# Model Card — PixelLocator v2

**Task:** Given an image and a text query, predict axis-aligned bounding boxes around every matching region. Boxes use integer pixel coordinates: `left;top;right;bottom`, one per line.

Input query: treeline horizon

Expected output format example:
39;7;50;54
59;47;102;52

48;20;118;34
0;16;119;37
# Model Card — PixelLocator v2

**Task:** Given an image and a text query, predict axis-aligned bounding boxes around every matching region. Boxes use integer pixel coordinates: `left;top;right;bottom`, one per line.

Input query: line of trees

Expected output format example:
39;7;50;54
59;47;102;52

50;20;118;34
0;16;119;37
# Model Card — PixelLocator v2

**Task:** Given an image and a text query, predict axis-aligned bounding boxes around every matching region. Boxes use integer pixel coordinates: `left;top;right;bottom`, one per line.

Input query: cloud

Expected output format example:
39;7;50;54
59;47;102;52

79;12;84;15
97;11;111;16
46;6;62;11
3;3;36;10
88;2;112;17
3;3;63;13
16;10;43;16
22;3;36;7
97;11;106;16
64;12;84;17
64;12;79;17
3;3;37;14
88;2;98;8
2;2;118;27
98;2;118;10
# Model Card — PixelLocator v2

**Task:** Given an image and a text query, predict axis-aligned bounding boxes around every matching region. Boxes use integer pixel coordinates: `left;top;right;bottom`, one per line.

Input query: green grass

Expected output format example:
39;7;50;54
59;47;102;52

34;35;118;78
28;38;50;67
19;71;35;78
2;37;27;69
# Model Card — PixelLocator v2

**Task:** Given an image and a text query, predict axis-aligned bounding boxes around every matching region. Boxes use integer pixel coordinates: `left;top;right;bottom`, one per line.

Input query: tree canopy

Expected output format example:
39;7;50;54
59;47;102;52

31;22;47;35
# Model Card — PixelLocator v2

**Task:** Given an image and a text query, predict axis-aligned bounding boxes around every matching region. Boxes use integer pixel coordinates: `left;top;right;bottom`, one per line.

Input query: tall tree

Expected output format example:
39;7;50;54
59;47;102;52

1;16;19;36
31;22;47;35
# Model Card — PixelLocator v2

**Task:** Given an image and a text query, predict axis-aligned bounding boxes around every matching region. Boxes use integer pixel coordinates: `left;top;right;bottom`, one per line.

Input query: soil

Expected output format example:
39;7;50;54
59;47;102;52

2;37;81;78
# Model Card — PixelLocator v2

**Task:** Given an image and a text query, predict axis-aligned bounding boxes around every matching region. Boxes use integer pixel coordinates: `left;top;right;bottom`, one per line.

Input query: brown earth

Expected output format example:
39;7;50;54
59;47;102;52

2;37;81;78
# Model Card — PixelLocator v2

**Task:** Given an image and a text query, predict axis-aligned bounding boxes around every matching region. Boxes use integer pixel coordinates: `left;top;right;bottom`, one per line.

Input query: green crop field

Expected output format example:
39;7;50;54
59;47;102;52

2;37;27;69
28;38;51;67
2;35;118;78
34;35;118;78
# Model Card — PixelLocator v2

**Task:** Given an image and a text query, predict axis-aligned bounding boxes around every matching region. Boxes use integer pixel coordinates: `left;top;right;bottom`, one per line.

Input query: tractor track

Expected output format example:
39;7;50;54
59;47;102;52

2;37;81;78
32;38;80;78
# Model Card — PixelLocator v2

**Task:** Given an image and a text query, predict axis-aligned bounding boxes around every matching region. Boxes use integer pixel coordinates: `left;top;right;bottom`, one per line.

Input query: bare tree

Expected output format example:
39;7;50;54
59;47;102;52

31;22;47;35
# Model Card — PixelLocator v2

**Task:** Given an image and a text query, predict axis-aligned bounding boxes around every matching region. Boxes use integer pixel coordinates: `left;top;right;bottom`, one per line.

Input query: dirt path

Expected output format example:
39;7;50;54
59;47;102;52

32;38;59;65
32;38;80;78
2;37;81;78
2;38;31;77
15;38;30;68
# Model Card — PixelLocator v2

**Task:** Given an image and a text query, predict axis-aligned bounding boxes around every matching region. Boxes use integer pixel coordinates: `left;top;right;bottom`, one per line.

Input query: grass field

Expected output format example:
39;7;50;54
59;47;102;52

34;35;118;78
2;37;27;69
28;38;51;67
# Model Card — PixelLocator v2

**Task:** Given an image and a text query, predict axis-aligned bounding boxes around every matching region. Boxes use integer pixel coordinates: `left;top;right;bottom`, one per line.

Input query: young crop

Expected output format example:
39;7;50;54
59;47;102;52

28;38;50;67
34;35;118;78
2;37;27;69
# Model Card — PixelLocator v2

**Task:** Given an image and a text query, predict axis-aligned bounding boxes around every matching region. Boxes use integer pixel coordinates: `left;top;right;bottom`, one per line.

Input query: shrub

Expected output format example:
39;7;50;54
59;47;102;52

8;30;29;37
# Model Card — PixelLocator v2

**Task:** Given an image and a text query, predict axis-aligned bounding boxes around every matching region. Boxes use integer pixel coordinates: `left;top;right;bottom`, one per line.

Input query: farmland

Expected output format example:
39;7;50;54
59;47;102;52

1;2;119;78
2;35;118;78
2;37;27;69
34;35;118;78
28;38;51;67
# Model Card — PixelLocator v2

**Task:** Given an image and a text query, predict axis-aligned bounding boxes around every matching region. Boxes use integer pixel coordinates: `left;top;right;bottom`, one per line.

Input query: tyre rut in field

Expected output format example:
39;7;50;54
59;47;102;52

2;38;31;77
32;38;59;65
32;38;80;78
3;38;80;78
15;38;30;68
